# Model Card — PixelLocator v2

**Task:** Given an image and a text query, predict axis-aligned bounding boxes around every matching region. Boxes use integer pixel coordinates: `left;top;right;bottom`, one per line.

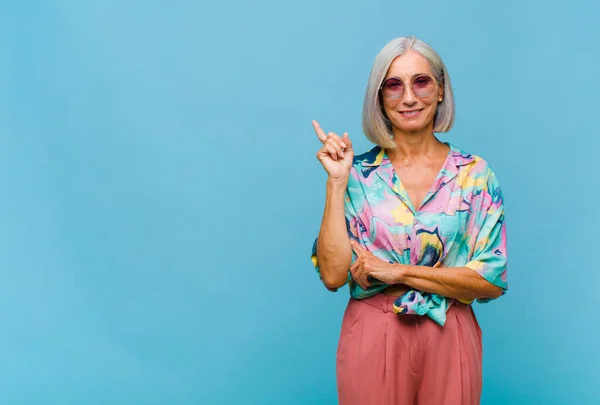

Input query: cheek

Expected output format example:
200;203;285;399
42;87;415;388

428;104;438;117
381;101;397;118
422;102;438;117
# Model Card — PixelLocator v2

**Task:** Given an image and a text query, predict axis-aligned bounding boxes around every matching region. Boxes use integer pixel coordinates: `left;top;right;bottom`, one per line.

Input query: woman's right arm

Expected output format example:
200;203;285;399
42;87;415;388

311;120;371;291
316;177;353;289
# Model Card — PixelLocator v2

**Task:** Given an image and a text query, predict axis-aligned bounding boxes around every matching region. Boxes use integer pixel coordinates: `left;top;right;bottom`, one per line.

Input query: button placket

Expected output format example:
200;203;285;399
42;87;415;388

414;216;421;231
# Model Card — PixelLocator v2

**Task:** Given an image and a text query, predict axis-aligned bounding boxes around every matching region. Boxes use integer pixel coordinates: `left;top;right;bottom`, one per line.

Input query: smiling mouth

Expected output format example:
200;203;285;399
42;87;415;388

398;109;424;117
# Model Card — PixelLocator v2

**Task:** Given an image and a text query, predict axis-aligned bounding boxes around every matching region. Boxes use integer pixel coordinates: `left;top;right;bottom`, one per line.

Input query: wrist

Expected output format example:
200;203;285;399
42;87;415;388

393;263;408;284
326;176;349;189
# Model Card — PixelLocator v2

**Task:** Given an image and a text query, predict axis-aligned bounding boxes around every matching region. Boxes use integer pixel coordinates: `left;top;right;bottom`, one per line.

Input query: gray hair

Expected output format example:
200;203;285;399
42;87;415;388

362;36;455;149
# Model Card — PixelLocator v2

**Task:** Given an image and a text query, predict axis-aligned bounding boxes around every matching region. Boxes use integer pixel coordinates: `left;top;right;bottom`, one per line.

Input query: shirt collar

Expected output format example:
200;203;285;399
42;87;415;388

358;142;475;168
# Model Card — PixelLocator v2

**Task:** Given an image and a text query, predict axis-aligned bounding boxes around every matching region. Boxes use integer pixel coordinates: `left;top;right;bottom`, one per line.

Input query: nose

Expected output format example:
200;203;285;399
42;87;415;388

402;86;417;106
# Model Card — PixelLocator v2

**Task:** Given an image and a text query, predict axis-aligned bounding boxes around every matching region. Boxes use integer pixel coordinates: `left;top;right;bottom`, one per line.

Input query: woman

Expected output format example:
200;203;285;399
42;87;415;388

310;36;508;405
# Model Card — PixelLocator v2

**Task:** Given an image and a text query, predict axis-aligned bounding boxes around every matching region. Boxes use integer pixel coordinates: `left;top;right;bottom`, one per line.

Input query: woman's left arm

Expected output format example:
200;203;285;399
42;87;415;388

349;241;502;301
395;263;503;300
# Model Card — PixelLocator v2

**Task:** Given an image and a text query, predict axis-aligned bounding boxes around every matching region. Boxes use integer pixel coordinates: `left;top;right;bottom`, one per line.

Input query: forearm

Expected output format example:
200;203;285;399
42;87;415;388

396;264;503;300
316;178;352;289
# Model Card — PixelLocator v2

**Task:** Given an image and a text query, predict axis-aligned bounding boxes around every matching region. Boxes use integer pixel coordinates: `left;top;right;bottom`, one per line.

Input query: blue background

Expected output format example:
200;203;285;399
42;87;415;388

1;1;598;404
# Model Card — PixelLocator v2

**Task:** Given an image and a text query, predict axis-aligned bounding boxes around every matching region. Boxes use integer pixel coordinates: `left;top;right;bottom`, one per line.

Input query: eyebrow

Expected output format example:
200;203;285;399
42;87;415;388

384;73;429;80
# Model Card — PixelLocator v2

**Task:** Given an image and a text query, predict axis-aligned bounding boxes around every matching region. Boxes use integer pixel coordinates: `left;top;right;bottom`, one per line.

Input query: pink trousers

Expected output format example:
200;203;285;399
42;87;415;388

336;294;483;405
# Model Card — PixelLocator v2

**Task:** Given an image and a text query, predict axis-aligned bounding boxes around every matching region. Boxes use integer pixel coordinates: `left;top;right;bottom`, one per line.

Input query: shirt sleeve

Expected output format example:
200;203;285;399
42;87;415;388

310;188;359;292
464;167;508;303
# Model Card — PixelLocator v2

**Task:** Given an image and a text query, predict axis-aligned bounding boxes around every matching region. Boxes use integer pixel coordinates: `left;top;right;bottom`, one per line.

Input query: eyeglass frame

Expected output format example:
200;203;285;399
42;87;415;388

378;74;442;100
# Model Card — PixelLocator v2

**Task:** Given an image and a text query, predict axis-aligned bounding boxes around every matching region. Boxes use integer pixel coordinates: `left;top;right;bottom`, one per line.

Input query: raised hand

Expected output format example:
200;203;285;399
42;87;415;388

312;120;354;180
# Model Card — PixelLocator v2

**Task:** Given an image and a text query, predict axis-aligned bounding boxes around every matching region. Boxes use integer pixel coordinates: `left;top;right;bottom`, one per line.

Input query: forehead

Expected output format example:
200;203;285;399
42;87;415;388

385;50;433;79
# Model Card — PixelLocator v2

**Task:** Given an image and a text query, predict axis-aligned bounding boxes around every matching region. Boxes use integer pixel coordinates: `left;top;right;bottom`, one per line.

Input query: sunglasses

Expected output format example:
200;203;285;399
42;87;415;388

379;75;436;100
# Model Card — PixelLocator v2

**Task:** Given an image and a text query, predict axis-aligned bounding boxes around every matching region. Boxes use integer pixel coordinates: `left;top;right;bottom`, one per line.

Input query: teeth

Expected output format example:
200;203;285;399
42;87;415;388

401;110;420;116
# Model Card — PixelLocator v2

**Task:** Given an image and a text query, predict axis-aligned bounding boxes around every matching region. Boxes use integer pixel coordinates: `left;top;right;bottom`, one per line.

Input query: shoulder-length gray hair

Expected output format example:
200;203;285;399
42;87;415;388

362;36;455;149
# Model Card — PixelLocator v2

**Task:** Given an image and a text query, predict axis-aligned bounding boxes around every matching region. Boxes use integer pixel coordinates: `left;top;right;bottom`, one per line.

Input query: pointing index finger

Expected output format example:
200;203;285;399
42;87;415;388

350;240;365;254
312;120;328;144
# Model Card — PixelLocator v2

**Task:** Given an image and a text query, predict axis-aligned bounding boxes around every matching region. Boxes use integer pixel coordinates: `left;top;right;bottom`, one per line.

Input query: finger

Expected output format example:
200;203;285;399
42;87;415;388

358;272;372;289
318;142;339;161
352;260;369;287
350;240;366;255
350;259;360;273
326;137;345;158
351;260;371;288
354;272;369;290
342;132;353;151
312;120;328;144
434;261;443;268
349;261;367;290
327;132;347;150
324;143;339;161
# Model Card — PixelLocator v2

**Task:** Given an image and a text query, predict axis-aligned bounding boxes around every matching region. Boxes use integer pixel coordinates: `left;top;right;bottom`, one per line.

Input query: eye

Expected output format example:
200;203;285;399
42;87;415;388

414;76;434;88
383;79;403;89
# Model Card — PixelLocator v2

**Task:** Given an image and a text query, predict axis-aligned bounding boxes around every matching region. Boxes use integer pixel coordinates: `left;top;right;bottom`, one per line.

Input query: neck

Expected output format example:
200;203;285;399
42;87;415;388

387;127;444;161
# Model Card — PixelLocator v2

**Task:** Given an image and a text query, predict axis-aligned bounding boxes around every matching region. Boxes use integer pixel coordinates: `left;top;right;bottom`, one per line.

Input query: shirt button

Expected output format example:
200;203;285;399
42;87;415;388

414;223;421;230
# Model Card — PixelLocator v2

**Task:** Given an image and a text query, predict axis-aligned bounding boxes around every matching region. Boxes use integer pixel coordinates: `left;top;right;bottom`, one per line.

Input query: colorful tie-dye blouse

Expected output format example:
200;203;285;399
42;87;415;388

310;142;508;326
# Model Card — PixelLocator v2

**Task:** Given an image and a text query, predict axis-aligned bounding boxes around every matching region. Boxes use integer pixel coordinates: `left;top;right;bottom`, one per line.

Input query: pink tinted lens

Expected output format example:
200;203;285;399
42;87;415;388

382;78;404;98
412;76;435;97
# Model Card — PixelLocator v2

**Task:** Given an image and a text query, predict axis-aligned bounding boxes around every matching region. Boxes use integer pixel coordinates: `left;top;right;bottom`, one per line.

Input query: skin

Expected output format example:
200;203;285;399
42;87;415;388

313;50;502;300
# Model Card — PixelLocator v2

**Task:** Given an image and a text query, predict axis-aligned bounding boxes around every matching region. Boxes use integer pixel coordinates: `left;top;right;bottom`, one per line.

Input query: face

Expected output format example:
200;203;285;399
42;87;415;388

380;50;444;135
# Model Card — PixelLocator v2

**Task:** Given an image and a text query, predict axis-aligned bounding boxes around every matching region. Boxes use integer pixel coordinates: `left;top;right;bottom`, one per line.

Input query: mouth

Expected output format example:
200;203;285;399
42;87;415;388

398;109;424;118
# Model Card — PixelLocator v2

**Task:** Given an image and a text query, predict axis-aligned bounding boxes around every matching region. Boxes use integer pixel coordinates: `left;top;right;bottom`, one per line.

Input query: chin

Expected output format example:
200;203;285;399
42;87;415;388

403;122;425;130
392;114;435;133
395;122;428;133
